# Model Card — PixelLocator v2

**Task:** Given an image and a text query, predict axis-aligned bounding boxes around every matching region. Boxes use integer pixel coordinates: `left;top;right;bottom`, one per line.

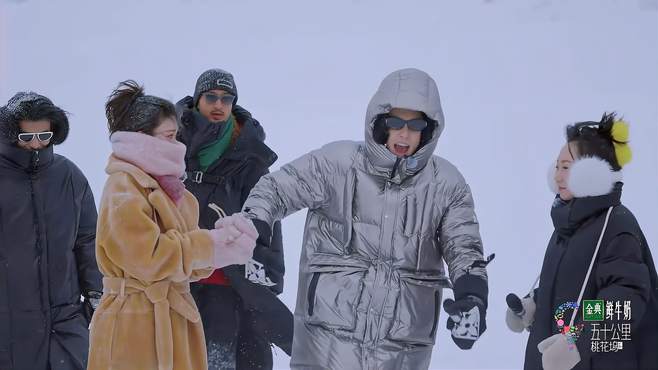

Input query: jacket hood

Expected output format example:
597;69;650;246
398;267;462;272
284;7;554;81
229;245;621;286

0;92;69;145
176;96;276;170
364;68;445;182
176;95;265;143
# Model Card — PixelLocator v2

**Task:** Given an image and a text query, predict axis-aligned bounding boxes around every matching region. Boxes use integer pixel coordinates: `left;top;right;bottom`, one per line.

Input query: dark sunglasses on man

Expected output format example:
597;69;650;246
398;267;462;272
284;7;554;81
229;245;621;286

17;131;54;143
202;92;236;106
383;116;428;131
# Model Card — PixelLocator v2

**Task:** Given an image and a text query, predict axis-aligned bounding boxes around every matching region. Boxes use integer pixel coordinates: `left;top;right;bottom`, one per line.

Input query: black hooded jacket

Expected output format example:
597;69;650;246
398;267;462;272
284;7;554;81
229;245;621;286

176;96;284;294
525;184;658;370
0;102;102;370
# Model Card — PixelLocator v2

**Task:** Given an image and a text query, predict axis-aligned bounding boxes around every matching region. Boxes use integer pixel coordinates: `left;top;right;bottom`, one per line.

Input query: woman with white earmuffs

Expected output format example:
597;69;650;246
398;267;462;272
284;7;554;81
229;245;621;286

506;113;658;370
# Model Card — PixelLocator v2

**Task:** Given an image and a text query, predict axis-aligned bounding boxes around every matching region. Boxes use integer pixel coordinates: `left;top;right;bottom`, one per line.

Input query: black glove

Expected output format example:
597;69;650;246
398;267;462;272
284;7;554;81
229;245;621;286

82;290;102;323
444;295;487;349
444;274;488;350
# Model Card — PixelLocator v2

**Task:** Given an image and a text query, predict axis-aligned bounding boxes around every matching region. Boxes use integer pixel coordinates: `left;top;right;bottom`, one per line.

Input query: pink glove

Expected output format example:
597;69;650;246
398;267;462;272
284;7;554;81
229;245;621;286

214;222;243;243
209;226;255;268
214;213;258;240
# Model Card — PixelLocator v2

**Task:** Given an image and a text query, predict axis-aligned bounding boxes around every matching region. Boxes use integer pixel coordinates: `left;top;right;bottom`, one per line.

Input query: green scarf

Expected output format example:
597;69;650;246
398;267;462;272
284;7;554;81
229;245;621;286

197;114;236;172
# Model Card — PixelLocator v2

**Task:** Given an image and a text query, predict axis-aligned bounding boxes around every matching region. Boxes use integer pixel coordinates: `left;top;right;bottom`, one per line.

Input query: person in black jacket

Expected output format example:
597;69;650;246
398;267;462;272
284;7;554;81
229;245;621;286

0;92;103;370
506;113;658;370
177;68;291;370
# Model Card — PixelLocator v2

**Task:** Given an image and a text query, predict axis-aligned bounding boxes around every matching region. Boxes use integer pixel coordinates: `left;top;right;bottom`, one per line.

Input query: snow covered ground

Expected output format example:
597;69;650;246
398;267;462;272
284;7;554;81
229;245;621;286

2;1;656;369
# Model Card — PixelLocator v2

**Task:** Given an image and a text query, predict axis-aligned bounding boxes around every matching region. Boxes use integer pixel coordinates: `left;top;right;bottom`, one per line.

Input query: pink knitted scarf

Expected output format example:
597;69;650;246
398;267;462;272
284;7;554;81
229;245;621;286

110;131;187;204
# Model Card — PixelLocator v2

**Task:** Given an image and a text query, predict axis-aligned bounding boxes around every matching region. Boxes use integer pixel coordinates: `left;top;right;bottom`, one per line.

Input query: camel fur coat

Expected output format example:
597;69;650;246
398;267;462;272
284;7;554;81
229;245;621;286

88;155;215;370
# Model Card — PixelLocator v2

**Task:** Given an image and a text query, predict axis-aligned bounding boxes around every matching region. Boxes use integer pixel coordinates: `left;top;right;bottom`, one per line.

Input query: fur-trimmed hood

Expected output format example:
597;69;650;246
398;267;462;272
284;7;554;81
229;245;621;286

548;156;623;198
0;92;69;145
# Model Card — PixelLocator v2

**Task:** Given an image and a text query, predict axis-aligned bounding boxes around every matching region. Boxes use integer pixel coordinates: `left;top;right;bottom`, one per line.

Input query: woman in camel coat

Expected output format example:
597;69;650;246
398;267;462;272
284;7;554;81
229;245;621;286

88;80;257;370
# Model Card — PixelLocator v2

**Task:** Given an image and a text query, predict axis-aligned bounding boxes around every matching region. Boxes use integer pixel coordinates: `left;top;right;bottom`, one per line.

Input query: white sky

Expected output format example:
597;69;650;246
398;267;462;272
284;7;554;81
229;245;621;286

2;1;657;369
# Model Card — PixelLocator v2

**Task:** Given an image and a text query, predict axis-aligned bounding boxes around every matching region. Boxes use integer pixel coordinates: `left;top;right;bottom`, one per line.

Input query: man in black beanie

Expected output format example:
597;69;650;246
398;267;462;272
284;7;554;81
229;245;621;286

0;92;103;370
176;69;291;370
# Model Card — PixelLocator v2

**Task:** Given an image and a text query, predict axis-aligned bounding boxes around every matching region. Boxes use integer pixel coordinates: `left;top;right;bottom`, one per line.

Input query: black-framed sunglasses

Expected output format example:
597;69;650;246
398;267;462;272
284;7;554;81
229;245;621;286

383;116;428;131
202;93;235;106
17;131;54;143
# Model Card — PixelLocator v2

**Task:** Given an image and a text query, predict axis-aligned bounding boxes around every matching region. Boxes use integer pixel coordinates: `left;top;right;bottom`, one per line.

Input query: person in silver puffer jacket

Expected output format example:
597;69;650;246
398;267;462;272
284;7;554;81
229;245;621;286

243;68;491;370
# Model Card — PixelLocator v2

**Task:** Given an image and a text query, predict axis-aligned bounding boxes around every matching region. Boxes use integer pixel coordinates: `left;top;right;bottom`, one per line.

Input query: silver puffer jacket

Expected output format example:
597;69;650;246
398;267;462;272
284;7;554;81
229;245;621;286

243;68;488;370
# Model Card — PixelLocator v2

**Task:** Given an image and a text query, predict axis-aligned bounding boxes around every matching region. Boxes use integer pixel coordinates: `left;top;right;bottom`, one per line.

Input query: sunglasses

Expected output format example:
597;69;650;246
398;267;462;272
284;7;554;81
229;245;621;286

202;93;235;106
567;123;599;138
18;131;54;143
383;116;428;131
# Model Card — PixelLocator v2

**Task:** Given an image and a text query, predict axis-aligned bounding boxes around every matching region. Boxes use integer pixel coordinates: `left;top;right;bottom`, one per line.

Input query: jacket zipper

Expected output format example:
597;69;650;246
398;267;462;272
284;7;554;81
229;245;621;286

29;150;48;329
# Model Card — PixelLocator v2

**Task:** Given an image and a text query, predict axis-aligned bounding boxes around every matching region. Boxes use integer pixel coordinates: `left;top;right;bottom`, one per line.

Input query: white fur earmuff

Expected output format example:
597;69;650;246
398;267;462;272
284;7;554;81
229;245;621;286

547;156;623;197
568;156;623;197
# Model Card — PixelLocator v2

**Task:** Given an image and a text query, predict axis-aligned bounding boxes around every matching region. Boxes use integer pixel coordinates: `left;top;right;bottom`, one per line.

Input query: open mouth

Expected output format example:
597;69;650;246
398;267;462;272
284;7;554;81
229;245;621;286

210;112;225;121
393;143;410;156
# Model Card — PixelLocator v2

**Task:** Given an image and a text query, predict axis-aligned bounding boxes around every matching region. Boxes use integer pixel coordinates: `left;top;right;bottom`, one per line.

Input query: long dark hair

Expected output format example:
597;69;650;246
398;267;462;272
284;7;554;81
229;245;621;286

105;80;176;135
566;112;626;171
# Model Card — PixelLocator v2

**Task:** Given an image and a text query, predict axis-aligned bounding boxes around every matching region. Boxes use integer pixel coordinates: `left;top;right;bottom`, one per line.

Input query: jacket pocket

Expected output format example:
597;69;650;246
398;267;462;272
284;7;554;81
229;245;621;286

402;195;418;237
387;272;449;345
305;254;368;331
50;303;90;370
314;216;347;255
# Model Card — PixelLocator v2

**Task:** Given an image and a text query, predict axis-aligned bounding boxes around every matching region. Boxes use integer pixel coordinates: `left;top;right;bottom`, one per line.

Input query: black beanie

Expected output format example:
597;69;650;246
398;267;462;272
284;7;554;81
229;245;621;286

193;69;238;107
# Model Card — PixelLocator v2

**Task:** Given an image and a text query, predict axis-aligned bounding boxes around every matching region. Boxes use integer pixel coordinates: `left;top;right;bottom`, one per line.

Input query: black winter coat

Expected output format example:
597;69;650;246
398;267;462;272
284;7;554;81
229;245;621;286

525;184;658;370
176;97;284;294
0;142;102;370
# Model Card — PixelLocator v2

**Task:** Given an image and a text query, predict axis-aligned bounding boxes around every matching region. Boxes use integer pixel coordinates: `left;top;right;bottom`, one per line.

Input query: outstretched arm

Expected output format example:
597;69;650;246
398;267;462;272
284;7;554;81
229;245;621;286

243;147;332;226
